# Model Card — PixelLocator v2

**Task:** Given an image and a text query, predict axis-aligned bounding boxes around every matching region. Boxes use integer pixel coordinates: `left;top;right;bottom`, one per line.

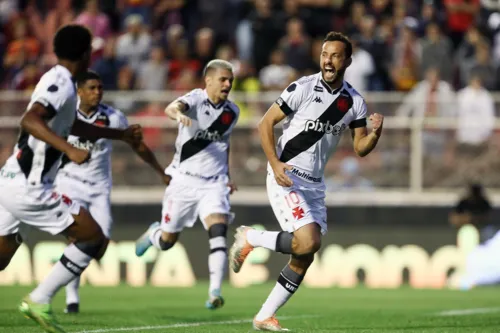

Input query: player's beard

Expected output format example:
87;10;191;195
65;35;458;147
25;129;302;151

322;66;345;86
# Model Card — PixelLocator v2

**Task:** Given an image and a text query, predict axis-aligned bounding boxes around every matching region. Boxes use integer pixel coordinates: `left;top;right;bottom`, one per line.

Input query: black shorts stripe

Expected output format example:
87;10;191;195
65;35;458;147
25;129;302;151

16;130;33;178
279;91;353;163
180;107;236;162
276;98;293;116
349;118;367;129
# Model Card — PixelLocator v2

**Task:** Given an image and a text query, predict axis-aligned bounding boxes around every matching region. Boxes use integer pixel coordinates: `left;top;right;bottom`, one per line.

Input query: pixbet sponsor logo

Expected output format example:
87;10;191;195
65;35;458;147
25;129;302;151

304;120;346;135
194;129;223;141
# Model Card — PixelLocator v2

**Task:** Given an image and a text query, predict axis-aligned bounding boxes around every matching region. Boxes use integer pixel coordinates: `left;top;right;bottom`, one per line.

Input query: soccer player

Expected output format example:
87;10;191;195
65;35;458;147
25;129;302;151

229;32;384;331
0;25;141;333
55;70;170;314
135;59;239;309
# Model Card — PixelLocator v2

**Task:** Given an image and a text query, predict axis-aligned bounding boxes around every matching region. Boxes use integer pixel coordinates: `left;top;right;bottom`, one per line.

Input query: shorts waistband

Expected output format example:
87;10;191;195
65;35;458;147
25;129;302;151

170;166;224;182
59;171;97;186
289;167;323;183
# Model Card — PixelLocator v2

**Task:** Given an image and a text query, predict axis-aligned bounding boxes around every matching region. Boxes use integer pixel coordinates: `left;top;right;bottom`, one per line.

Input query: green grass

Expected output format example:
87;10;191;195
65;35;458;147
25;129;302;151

1;283;500;332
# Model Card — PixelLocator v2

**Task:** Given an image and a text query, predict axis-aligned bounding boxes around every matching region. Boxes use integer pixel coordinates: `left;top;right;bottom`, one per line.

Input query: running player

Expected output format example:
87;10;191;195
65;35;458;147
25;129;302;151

229;32;384;331
0;25;142;333
134;59;239;310
55;70;170;314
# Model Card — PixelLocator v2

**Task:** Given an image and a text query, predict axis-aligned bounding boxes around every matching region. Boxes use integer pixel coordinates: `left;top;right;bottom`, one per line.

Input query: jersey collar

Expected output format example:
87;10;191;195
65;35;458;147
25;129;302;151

203;89;226;109
319;74;344;95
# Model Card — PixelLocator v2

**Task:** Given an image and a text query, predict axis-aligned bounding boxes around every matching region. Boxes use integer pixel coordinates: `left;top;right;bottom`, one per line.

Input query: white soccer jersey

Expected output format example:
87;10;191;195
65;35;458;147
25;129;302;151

2;65;77;186
59;103;128;184
274;73;367;183
166;88;239;180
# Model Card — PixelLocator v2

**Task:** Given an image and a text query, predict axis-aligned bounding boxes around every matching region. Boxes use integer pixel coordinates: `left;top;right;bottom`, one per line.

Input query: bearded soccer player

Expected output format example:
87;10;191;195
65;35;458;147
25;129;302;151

229;32;384;331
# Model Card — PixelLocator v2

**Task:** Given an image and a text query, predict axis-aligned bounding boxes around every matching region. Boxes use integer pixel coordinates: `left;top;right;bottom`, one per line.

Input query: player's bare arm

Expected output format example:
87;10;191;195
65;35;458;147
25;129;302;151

21;102;90;164
258;103;293;187
71;119;142;145
352;113;383;157
164;101;191;126
130;140;171;185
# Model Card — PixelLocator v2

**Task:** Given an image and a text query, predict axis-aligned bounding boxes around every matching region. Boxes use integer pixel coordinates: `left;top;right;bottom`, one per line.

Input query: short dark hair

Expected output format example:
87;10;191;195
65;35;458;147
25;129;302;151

53;24;92;61
76;70;101;87
323;32;352;58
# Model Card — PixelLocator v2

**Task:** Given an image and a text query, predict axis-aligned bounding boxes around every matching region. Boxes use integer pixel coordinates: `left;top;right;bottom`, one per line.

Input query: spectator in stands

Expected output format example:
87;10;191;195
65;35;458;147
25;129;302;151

193;27;215;74
119;0;154;28
420;22;453;83
43;0;75;56
345;1;366;35
463;42;496;90
116;14;152;72
326;157;374;192
152;0;184;31
136;45;168;91
250;0;286;72
357;15;391;91
92;38;124;90
456;25;485;86
455;75;495;158
167;39;201;84
344;35;375;95
449;183;495;244
280;18;311;73
396;68;456;159
391;17;421;91
75;0;111;41
443;0;480;49
259;48;295;91
162;24;184;61
3;19;39;82
11;61;42;91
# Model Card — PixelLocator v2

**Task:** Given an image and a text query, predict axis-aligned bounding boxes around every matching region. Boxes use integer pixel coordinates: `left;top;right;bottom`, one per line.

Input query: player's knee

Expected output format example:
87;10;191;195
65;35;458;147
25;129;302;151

74;233;107;259
207;223;227;253
294;236;321;256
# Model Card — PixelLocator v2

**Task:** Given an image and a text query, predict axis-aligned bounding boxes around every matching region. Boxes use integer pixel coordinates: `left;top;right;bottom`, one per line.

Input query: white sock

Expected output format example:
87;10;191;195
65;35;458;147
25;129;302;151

30;244;92;304
65;276;80;305
208;236;227;295
247;230;279;251
255;266;304;321
148;224;163;250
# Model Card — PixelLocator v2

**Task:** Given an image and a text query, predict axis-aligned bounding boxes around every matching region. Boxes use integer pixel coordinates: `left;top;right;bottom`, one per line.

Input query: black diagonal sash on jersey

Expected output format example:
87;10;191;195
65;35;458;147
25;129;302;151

180;107;236;163
16;130;34;178
279;90;353;163
41;147;62;179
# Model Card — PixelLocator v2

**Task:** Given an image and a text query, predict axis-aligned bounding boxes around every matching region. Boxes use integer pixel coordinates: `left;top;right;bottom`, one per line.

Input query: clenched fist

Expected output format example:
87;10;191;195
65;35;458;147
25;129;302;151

123;124;143;145
369;113;384;136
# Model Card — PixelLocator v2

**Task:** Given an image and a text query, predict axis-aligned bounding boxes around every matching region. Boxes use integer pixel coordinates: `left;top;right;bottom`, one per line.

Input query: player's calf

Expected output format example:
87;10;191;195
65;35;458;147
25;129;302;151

206;222;228;310
0;233;21;271
135;222;178;257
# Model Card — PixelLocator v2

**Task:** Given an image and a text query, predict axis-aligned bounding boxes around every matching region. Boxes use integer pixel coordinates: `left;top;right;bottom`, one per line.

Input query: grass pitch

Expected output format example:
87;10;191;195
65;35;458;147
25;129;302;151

1;283;499;333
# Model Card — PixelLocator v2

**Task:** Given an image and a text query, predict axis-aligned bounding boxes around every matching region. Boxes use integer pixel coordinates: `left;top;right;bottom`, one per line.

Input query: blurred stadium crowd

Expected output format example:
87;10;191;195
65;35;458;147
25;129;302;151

2;0;500;94
1;0;500;190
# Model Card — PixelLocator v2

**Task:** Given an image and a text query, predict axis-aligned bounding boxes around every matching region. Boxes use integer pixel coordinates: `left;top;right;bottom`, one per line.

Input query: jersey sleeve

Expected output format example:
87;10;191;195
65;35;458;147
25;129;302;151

29;80;72;117
275;82;307;116
175;89;202;112
116;110;129;130
349;97;368;129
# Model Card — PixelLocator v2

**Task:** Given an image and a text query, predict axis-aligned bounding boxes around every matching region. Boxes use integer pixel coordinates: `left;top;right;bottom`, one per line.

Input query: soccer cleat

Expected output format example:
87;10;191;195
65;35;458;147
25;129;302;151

253;315;289;331
205;289;225;310
135;221;160;257
19;296;66;333
64;303;79;314
229;226;255;273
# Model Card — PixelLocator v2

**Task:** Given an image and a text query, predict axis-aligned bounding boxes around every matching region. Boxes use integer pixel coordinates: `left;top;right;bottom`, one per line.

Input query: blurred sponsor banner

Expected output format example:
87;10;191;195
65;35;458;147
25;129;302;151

0;205;481;289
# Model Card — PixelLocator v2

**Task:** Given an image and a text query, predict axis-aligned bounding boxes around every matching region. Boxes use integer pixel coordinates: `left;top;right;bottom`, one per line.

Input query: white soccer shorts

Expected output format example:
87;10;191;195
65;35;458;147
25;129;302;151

0;178;80;236
160;178;232;233
266;171;327;235
55;173;113;238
